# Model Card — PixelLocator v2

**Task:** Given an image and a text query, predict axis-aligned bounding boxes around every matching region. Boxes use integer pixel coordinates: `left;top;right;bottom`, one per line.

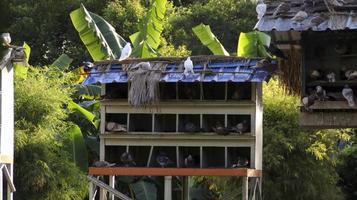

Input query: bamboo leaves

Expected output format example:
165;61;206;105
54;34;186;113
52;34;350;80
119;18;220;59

192;23;230;56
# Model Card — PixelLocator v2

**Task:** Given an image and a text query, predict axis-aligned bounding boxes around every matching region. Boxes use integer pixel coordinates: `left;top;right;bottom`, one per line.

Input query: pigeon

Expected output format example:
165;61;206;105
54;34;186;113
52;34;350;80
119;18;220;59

273;2;291;17
83;61;94;72
106;122;127;132
326;72;336;82
310;13;328;27
232;157;249;168
327;0;346;6
212;121;230;135
315;85;327;101
256;0;267;20
184;57;194;76
1;33;11;47
119;42;132;61
184;154;195;167
347;71;357;80
291;11;308;23
301;94;316;112
253;58;271;69
92;160;116;167
302;0;316;8
264;44;287;59
156;152;173;168
184;122;199;133
120;152;136;167
342;85;355;107
310;69;322;80
231;120;248;134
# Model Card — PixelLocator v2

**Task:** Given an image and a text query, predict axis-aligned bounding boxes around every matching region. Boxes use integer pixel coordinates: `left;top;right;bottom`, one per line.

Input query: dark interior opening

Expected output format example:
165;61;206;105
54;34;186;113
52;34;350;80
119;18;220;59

129;114;152;132
202;147;225;168
128;146;152;167
179;147;200;168
227;115;251;134
150;146;177;167
178;82;200;100
203;82;225;100
178;114;200;133
105;83;128;99
202;114;225;132
227;147;251;168
227;82;252;100
160;82;177;100
154;114;177;132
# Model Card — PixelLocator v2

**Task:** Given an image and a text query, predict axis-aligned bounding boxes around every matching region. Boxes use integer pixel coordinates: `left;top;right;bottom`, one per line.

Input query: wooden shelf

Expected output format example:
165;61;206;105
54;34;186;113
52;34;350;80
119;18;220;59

309;101;357;110
101;99;256;106
88;167;262;177
307;81;357;87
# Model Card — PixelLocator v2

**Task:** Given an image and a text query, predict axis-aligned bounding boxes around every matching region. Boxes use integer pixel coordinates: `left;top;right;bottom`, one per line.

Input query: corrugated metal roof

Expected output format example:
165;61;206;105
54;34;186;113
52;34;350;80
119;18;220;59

82;57;276;85
255;0;357;31
255;11;357;31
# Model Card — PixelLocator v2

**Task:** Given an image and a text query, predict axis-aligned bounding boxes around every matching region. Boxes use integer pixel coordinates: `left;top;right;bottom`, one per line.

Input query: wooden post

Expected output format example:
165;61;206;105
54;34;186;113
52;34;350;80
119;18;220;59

109;175;115;200
164;176;172;200
182;176;189;200
242;177;248;200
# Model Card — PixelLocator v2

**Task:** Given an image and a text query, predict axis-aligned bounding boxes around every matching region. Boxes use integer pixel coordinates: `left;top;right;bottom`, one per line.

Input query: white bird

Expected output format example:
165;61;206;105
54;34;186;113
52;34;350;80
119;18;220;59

92;160;116;167
1;33;11;47
119;42;132;61
291;11;308;23
256;0;267;20
342;85;355;107
184;57;194;76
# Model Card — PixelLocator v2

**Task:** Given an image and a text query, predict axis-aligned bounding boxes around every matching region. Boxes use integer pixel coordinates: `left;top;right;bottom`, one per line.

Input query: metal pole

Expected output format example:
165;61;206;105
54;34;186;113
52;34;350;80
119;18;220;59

109;175;115;200
242;177;248;200
164;176;172;200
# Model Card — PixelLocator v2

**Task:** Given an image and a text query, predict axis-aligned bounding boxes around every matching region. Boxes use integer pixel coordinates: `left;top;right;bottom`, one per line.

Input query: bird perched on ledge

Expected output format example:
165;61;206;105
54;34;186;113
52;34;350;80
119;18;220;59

120;152;136;167
184;57;194;76
1;33;12;48
92;160;116;167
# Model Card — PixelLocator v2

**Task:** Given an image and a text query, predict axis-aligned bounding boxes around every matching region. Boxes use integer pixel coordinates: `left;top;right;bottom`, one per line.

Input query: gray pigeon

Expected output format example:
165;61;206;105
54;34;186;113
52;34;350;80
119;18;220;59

120;152;136;167
184;122;199;133
232;157;249;168
92;160;116;167
106;122;127;132
310;13;328;27
273;2;291;17
1;33;11;47
156;152;173;168
301;94;316;112
184;154;195;167
231;120;248;134
315;85;327;101
342;85;355;107
212;121;230;135
291;11;308;23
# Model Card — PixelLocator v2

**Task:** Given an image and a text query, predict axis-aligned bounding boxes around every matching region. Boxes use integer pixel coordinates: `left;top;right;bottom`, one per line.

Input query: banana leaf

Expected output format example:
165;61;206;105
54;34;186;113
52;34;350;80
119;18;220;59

64;125;88;172
74;84;101;100
237;31;271;58
70;4;127;61
130;180;157;200
51;54;73;70
192;24;229;56
68;100;99;128
130;0;167;58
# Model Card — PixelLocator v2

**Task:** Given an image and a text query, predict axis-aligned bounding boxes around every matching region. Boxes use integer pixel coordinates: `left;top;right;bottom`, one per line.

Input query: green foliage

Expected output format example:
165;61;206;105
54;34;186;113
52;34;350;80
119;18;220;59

70;4;127;61
51;53;73;70
165;0;256;55
337;144;357;200
130;0;168;58
237;31;270;57
14;67;87;199
130;180;157;200
192;23;229;56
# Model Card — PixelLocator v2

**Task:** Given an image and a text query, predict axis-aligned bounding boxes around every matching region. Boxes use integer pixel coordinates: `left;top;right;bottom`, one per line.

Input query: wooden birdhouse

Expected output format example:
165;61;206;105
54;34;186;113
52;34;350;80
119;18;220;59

255;0;357;128
84;56;275;200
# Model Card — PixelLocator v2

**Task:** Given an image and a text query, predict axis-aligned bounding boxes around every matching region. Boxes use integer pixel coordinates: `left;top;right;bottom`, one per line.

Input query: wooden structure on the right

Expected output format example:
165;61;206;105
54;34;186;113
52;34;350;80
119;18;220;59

255;0;357;128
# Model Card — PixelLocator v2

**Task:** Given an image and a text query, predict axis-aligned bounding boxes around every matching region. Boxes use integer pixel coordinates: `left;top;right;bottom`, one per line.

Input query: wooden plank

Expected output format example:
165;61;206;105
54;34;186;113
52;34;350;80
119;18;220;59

300;111;357;128
309;101;357;110
88;167;262;177
101;99;256;106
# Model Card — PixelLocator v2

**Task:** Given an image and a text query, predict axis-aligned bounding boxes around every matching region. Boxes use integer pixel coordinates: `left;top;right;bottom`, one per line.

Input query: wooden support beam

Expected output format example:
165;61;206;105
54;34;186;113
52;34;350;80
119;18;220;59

89;167;262;177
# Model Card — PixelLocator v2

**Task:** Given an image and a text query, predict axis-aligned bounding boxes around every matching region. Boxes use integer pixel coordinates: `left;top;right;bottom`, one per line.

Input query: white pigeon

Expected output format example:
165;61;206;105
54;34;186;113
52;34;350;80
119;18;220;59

1;33;11;47
119;42;132;61
326;72;336;82
256;0;267;20
183;57;194;76
342;85;355;107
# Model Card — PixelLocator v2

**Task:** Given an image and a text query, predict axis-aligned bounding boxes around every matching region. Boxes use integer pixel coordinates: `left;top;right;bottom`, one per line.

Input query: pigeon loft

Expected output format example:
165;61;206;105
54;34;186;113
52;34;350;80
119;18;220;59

85;56;273;199
255;0;357;128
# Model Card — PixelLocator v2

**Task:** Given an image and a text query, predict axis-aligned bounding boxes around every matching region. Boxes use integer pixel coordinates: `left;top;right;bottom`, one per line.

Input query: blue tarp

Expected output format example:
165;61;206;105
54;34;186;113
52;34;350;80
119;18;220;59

83;59;274;85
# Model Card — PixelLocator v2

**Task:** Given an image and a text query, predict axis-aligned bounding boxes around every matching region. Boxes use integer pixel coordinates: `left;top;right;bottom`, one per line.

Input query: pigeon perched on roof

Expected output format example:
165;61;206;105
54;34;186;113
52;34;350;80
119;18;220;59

310;13;328;27
301;94;316;112
256;0;267;20
92;160;116;167
315;85;327;101
273;2;291;17
184;57;194;76
119;42;132;61
120;152;136;167
342;85;355;107
156;152;173;168
292;11;308;23
327;0;346;6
